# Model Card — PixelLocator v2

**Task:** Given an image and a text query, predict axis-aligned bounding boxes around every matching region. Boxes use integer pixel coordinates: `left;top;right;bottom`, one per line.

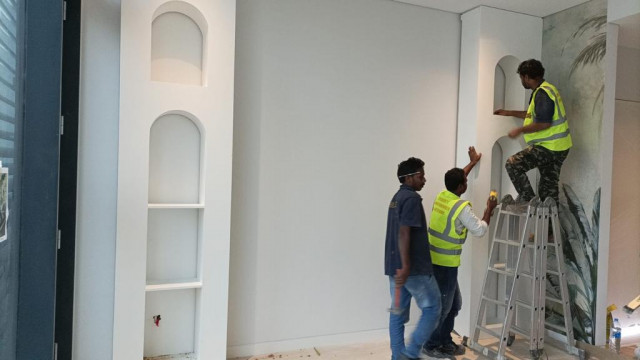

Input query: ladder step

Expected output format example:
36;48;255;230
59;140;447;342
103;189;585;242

514;299;532;310
476;325;504;340
545;322;566;332
480;298;533;310
493;238;536;248
511;325;531;339
547;269;560;276
488;266;535;279
493;238;522;247
488;267;515;276
546;296;563;304
481;296;507;307
498;209;529;216
518;271;534;279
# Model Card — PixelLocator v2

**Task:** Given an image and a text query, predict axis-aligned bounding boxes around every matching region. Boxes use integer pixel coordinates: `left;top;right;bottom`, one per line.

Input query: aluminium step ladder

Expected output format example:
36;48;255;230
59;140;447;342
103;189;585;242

469;197;584;360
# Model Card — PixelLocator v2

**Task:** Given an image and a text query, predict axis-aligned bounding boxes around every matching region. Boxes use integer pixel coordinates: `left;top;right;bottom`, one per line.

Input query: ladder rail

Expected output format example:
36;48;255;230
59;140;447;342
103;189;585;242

472;203;508;344
548;201;576;347
534;204;550;351
474;200;537;358
472;204;501;343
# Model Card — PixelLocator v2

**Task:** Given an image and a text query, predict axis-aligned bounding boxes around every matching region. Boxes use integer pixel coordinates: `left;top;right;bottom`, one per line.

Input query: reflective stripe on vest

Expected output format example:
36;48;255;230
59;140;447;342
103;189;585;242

523;81;572;151
428;190;469;267
429;244;462;255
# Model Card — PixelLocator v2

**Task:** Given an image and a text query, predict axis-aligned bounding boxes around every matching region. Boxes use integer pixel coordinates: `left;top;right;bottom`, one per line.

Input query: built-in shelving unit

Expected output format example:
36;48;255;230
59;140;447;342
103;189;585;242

144;110;204;358
456;6;542;336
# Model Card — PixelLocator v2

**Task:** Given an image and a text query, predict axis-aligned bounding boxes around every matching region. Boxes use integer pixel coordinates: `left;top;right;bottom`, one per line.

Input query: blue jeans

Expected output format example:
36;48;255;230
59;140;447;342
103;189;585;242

389;274;441;359
425;265;461;350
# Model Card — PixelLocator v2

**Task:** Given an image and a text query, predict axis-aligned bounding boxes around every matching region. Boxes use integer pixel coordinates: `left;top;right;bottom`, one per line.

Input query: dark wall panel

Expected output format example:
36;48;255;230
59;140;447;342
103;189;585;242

16;0;63;359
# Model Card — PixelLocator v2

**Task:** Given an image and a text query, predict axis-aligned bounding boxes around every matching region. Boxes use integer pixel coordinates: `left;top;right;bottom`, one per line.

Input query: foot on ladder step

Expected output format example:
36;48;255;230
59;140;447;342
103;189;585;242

500;194;515;204
501;194;530;212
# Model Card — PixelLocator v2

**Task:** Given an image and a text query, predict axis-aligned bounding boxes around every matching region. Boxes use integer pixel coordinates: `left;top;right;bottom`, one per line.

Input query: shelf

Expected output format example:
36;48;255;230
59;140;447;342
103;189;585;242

148;203;204;209
145;279;203;292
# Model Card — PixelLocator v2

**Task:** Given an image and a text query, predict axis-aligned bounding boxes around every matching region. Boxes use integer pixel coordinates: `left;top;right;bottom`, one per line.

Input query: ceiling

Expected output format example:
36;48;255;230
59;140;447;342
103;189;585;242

392;0;639;50
392;0;591;18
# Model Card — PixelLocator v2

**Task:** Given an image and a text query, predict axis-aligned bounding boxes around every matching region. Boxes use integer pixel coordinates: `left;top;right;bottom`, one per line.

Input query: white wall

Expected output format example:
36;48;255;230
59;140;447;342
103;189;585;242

609;42;640;344
229;0;461;356
73;0;120;358
600;0;640;345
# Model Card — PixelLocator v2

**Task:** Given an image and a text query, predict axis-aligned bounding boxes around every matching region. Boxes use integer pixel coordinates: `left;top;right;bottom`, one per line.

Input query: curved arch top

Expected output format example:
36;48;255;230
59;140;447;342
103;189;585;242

148;112;203;203
153;1;208;35
151;2;208;85
155;109;206;136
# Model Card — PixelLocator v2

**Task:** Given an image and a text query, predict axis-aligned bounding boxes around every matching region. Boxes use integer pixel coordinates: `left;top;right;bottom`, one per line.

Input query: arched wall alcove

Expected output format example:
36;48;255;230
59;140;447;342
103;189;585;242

148;111;203;203
151;1;208;85
493;55;530;113
491;136;520;199
145;110;205;358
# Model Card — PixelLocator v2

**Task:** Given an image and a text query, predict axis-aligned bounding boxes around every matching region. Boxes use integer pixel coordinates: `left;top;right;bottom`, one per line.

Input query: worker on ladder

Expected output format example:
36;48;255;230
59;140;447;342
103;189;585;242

423;146;498;358
494;59;572;205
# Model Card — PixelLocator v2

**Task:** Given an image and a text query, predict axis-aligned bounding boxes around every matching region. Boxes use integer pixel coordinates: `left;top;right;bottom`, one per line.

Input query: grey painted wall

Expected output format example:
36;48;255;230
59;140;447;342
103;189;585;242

0;0;24;358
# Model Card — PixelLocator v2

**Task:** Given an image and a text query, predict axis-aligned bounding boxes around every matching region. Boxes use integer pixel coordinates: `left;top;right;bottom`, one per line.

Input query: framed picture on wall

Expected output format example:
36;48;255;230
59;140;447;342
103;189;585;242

0;167;8;242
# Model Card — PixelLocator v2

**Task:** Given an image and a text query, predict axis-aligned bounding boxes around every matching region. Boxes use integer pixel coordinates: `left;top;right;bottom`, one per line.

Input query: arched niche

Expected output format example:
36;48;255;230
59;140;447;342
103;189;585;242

493;55;530;113
148;111;203;203
151;1;208;85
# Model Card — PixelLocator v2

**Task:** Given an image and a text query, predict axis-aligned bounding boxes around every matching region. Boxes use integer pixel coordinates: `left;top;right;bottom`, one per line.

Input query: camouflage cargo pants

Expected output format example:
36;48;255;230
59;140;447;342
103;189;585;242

505;145;569;204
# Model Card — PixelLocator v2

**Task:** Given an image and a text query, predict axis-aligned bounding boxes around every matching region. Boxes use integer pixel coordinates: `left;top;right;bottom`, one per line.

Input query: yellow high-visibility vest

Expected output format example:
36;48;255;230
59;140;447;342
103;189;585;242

523;81;572;151
428;190;470;267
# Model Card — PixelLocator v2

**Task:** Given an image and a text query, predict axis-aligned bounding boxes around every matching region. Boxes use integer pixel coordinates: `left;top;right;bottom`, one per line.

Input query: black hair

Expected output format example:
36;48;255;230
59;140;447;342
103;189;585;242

517;59;545;79
397;157;424;183
444;168;465;192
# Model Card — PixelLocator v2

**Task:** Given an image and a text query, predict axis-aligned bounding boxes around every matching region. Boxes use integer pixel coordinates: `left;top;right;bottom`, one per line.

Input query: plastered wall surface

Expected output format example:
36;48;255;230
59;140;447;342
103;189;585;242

229;0;460;355
456;6;542;337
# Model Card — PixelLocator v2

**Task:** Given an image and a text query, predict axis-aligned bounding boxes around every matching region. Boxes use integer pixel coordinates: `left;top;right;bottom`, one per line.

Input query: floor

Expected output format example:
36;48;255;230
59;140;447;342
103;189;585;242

146;334;638;360
226;333;609;360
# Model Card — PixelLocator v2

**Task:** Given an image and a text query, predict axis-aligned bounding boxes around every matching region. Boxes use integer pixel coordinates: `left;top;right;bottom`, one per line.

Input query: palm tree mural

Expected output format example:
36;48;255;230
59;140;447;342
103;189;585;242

547;185;600;344
546;11;607;345
564;14;607;114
